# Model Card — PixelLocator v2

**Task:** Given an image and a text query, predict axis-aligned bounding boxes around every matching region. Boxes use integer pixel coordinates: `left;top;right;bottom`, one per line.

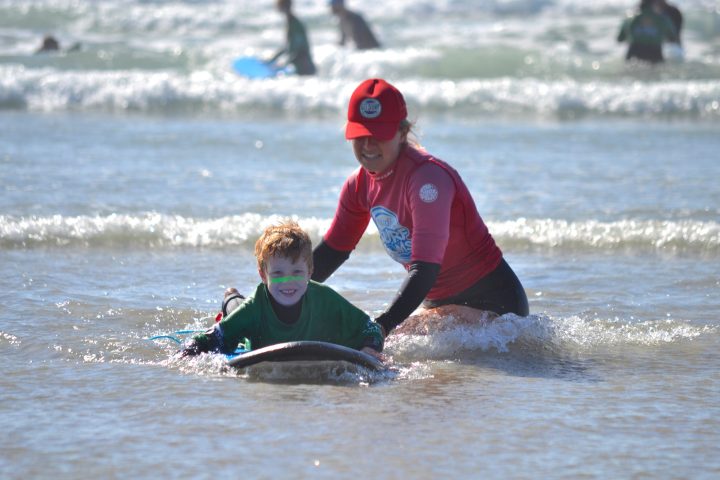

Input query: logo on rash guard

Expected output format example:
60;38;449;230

370;206;411;264
419;183;439;203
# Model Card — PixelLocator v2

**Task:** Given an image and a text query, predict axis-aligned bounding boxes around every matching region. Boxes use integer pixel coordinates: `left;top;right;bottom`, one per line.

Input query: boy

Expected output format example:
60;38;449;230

182;221;384;358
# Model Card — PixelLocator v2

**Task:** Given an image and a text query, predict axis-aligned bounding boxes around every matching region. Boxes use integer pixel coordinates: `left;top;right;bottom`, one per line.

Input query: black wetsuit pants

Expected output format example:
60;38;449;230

423;259;529;316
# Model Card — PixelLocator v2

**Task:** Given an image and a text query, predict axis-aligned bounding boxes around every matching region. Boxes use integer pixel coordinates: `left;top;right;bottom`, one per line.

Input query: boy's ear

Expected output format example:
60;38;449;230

258;267;267;283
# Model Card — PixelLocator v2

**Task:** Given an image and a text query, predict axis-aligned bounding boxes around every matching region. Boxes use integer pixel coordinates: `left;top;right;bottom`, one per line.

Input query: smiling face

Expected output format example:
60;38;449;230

351;129;406;175
259;254;311;307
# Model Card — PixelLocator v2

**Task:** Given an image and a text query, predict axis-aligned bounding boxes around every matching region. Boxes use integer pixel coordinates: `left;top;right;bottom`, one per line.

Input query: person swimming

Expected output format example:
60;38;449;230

36;35;59;53
35;35;81;54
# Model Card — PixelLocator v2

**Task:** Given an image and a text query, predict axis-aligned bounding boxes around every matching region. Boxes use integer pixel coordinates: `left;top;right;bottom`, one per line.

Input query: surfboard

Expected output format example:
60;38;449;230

149;331;382;371
231;56;287;79
226;341;385;371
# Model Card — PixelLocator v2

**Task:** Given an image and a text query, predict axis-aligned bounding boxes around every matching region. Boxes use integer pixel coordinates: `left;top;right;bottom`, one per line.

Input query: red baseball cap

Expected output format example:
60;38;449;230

345;78;407;141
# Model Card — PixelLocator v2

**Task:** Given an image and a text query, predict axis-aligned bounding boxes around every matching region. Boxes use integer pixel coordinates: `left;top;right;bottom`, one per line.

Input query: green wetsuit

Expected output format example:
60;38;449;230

191;281;383;354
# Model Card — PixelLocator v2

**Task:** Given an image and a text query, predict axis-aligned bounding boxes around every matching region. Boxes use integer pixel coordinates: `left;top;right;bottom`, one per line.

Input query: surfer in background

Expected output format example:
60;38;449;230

181;221;384;358
268;0;317;76
330;0;382;50
656;0;683;45
617;0;678;63
311;78;529;338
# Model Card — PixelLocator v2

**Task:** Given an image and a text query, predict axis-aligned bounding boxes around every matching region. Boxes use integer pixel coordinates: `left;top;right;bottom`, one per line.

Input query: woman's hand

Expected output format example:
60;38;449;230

361;346;386;362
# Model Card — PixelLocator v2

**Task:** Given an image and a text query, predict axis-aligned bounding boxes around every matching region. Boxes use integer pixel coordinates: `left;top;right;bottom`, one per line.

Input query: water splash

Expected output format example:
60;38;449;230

385;311;716;361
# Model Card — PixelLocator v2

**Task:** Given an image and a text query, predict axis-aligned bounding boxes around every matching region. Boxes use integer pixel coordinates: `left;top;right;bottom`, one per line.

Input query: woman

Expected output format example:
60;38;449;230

312;78;529;336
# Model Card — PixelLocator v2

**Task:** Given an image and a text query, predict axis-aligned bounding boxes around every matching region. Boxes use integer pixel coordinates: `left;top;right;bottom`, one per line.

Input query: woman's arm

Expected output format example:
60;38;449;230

374;260;440;334
312;240;351;282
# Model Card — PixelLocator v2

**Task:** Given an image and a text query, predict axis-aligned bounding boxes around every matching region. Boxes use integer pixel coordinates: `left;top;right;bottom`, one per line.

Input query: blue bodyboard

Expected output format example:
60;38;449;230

231;56;286;79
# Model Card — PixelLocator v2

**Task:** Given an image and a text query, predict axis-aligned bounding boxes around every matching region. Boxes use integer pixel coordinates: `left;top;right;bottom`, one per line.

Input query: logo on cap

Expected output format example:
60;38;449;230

359;98;382;119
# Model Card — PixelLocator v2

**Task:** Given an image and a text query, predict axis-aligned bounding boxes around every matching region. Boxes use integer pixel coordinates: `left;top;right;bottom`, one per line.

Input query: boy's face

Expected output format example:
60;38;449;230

259;254;311;307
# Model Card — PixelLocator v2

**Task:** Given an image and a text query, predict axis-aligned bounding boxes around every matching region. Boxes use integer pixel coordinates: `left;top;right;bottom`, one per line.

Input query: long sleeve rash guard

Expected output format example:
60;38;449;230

316;145;503;332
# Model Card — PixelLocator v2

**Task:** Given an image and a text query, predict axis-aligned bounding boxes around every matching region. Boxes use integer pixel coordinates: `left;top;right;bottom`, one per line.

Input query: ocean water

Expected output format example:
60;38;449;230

1;0;720;478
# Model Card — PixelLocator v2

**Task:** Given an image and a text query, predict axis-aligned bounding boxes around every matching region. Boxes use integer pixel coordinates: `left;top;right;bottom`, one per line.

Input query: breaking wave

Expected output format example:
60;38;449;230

1;213;718;254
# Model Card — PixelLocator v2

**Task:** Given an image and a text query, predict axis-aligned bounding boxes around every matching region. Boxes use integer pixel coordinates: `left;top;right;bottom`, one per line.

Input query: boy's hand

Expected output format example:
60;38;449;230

177;340;202;358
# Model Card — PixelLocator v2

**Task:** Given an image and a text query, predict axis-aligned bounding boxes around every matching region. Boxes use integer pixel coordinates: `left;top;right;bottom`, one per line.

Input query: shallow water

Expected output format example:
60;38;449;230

2;0;720;478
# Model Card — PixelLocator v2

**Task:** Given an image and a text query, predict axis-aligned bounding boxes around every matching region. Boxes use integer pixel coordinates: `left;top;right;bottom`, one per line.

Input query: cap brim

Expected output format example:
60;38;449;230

345;121;399;141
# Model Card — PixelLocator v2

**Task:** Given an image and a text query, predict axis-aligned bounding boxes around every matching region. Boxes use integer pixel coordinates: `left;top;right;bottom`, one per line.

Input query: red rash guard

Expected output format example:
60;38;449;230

324;145;502;300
